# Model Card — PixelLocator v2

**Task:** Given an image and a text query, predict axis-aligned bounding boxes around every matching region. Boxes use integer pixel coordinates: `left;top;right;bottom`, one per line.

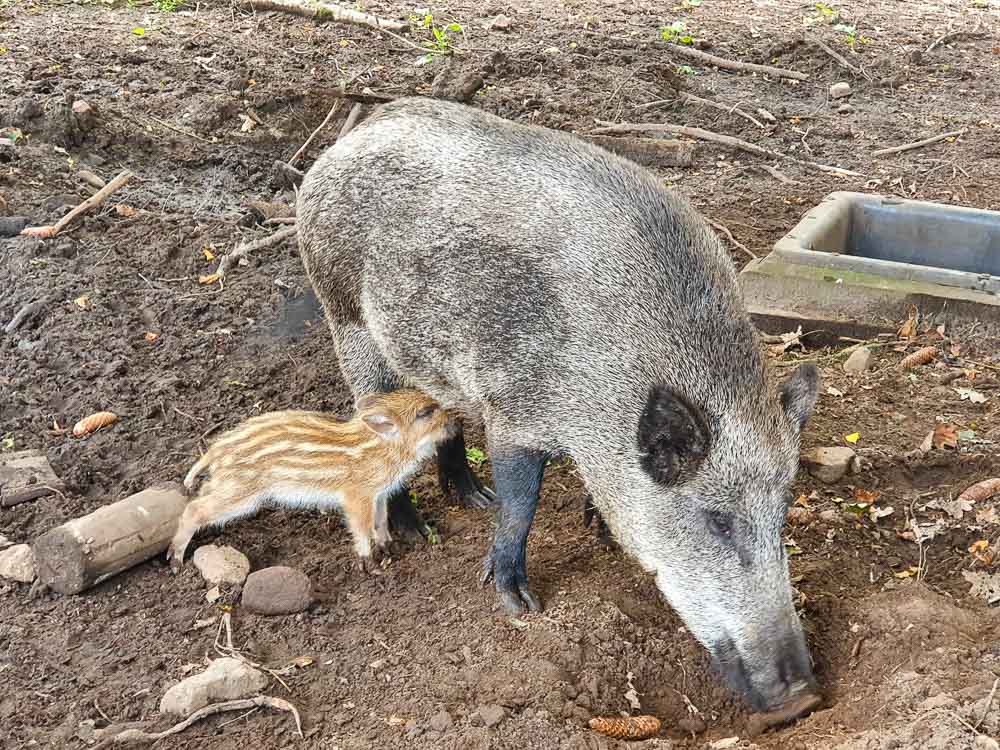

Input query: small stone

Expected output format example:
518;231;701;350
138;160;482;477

77;170;105;189
843;346;874;373
677;715;707;734
800;447;858;484
975;736;1000;750
0;544;36;583
192;545;250;586
242;566;313;615
819;509;842;524
205;585;221;604
837;103;855;115
786;507;815;526
476;704;506;728
0;217;31;238
489;14;512;31
428;710;453;732
543;46;561;56
159;657;267;716
829;82;852;99
710;739;741;750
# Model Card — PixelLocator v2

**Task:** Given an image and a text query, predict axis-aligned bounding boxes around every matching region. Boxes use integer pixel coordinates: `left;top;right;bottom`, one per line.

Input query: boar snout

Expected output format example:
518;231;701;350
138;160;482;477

711;627;818;714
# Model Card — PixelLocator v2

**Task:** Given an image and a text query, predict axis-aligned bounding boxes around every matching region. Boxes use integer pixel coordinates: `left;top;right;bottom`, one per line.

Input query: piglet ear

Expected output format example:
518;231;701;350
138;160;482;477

637;385;711;485
780;363;819;432
362;411;401;440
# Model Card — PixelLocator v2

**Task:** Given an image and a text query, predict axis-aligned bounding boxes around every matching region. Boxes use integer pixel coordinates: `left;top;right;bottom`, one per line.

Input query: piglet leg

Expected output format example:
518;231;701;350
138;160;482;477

480;446;546;616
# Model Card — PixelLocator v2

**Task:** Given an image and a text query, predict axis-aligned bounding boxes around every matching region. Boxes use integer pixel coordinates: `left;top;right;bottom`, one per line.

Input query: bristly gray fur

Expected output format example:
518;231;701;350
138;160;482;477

296;96;820;712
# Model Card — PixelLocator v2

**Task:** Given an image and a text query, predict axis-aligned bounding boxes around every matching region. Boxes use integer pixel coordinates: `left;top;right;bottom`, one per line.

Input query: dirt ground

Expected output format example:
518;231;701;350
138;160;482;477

2;0;1000;748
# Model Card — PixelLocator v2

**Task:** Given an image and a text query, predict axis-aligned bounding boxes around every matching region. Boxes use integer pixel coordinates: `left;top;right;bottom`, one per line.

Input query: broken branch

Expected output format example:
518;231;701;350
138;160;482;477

214;226;298;280
680;91;766;129
591;120;863;177
239;0;407;32
707;218;757;260
759;164;798;185
873;129;966;157
21;170;134;239
288;101;343;166
583;135;696;167
103;696;302;745
666;43;809;81
339;102;366;139
925;19;986;55
4;295;54;334
813;38;870;80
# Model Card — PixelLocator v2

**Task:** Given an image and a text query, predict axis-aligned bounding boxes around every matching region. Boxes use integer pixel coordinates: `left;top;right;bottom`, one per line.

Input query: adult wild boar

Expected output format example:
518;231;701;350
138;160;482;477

296;97;821;714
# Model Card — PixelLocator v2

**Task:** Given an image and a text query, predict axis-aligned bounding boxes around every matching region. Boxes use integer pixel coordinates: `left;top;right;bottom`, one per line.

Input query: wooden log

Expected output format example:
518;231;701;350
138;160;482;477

33;484;186;594
0;449;65;507
582;135;696;167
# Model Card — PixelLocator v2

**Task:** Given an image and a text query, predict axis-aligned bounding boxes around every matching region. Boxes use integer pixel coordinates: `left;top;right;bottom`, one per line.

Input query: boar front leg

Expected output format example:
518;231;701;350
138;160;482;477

437;424;496;510
480;446;547;616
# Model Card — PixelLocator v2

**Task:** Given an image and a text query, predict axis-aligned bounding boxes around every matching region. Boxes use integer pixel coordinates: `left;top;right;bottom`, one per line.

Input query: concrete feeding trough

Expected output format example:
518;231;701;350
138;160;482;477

740;192;1000;344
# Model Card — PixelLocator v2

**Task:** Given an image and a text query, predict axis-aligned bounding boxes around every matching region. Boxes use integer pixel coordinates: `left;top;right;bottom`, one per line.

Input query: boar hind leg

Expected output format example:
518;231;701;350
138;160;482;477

332;322;427;542
480;446;547;616
437;425;496;510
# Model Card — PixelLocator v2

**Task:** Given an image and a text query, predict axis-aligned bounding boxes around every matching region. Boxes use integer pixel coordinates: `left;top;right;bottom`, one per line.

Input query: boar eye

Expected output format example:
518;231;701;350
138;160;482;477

706;510;733;540
416;405;437;419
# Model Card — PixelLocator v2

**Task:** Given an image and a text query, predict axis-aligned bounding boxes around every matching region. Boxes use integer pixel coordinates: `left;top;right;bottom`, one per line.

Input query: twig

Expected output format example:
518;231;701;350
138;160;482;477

4;295;54;334
666;43;809;81
21;171;134;239
591;120;864;177
707;218;757;260
339;102;365;138
974;678;999;731
925;19;986;55
215;226;298;280
760;164;798;185
239;0;407;32
813;38;870;80
288;101;343;166
680;91;766;129
264;217;297;225
873;129;966;157
145;115;214;143
102;696;303;745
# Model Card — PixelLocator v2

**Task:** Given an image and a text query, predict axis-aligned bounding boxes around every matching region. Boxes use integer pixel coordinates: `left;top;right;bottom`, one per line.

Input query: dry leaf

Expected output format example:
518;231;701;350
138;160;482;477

145;331;159;342
827;386;844;397
203;247;216;261
958;478;1000;505
74;295;89;309
199;272;221;285
954;387;988;404
932;423;958;450
290;656;315;669
768;326;804;355
927;497;974;520
854;488;880;503
845;432;860;444
894;566;920;579
900;346;937;370
949;342;962;356
970;540;990;554
963;570;1000;605
114;204;138;217
898;306;919;338
976;506;998;525
72;411;118;437
239;114;257;133
589;715;662;740
964;369;979;380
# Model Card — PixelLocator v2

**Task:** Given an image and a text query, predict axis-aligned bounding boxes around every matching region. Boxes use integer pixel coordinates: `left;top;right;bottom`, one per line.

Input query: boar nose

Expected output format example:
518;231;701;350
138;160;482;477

712;632;818;713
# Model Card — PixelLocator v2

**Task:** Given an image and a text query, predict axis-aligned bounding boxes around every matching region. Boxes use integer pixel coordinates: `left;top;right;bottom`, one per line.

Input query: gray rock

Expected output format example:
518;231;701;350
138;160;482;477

819;509;843;524
475;704;506;728
830;82;852;99
843;346;874;373
159;657;267;716
428;710;453;732
77;170;105;189
800;446;858;484
242;566;313;615
0;544;36;583
489;14;512;31
192;544;250;586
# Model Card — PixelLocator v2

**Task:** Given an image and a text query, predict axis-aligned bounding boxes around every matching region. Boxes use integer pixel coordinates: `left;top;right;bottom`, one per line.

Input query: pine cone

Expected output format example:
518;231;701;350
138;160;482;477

588;715;662;740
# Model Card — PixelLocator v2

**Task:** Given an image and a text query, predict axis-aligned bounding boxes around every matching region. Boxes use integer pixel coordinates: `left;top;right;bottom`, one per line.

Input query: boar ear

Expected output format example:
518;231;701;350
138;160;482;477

637;385;711;485
780;363;819;431
362;411;401;440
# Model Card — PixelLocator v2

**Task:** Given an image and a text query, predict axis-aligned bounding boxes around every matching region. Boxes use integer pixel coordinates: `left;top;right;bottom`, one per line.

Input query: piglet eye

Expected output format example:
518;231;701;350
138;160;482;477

416;405;437;419
706;510;733;539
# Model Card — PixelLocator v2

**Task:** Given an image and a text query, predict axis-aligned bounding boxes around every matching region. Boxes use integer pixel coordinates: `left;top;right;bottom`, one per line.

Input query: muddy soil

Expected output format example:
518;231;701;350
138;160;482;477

2;0;999;748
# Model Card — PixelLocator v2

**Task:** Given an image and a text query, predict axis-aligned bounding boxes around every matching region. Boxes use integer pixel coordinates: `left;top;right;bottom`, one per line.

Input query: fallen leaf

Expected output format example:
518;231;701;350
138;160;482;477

845;432;860;444
145;331;159;342
869;505;894;522
114;204;138;217
926;497;974;520
908;517;946;542
290;656;315;668
386;715;407;726
949;342;962;356
205;586;221;603
894;566;921;579
203;247;216;261
854;488;880;503
74;295;89;309
970;540;990;554
132;26;145;36
768;325;805;355
199;272;221;285
964;369;979;380
954;387;988;404
958;429;977;442
193;616;216;629
897;306;919;338
239;114;257;133
932;423;958;450
962;570;1000;604
794;494;811;508
827;386;844;397
976;507;998;525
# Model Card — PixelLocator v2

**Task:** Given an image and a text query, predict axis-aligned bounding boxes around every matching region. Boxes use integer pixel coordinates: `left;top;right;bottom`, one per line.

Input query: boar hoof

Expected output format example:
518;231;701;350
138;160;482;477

480;550;543;615
747;692;823;737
